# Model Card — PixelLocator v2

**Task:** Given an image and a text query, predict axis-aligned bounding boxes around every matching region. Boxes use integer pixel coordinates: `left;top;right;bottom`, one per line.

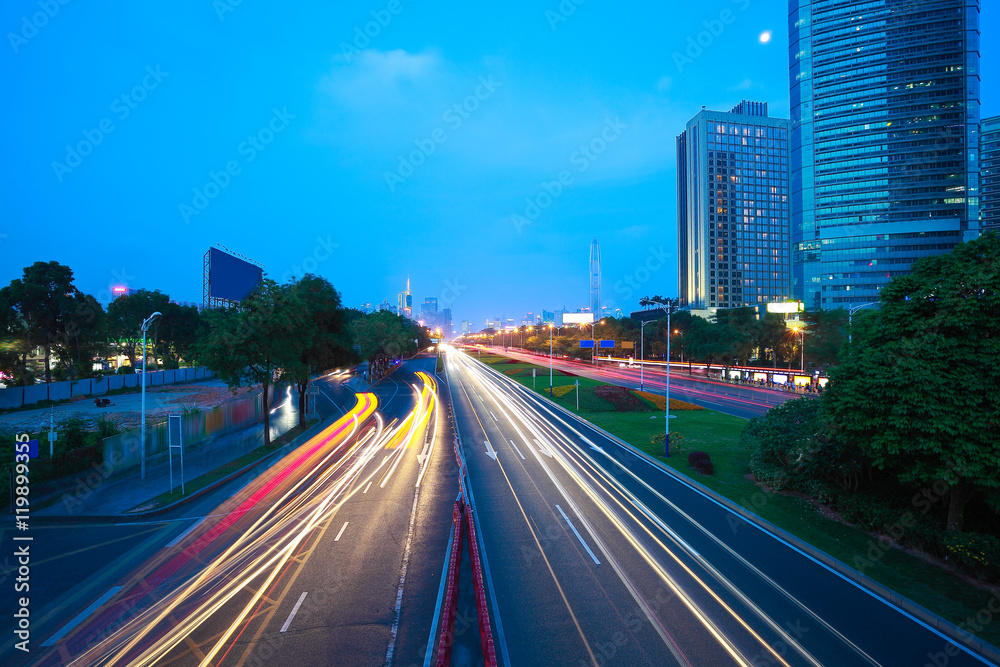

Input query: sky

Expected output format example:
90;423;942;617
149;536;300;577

2;1;998;329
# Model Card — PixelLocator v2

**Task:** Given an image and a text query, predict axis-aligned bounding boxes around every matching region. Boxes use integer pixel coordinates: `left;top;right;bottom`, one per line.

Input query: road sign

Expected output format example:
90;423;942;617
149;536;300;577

579;340;595;348
599;339;615;348
621;341;634;349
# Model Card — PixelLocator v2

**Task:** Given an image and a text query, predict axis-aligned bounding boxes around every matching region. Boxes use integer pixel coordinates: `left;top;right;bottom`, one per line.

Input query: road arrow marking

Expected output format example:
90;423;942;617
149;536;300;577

533;438;553;457
485;440;497;461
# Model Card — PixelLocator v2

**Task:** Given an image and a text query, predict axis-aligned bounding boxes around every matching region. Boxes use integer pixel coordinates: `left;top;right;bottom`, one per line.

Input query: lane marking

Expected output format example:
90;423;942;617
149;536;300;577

490;410;498;421
334;521;349;541
533;438;553;457
166;517;206;548
280;592;308;633
556;504;601;565
508;439;526;460
42;586;123;647
364;481;372;494
385;486;422;665
485;439;498;461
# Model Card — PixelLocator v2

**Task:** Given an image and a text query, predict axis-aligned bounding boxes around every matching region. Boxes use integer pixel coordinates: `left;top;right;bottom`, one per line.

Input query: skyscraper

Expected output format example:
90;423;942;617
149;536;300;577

677;100;791;309
397;276;412;318
589;238;601;317
789;0;981;309
981;115;1000;233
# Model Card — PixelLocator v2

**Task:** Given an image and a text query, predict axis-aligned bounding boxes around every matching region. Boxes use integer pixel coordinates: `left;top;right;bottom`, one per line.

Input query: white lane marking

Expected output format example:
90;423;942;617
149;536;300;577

556;505;601;565
320;388;347;417
490;410;498;421
334;521;349;541
485;440;498;461
166;517;206;548
42;586;124;646
364;481;373;494
478;394;484;402
280;591;308;633
533;438;553;457
508;439;526;460
385;486;421;665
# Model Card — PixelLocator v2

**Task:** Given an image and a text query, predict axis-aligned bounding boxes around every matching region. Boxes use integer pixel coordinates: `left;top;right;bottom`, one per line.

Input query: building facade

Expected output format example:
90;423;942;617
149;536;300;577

789;0;981;309
982;115;1000;233
677;100;791;309
589;238;602;318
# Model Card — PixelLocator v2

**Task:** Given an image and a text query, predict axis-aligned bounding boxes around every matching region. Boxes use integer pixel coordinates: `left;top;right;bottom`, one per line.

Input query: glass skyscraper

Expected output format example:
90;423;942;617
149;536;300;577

789;0;981;309
981;115;1000;233
677;101;791;309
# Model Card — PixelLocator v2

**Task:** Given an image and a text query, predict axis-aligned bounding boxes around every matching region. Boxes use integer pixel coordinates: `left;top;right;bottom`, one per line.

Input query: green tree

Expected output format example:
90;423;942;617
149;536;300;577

106;290;169;370
823;234;1000;532
286;275;354;426
159;302;202;368
803;308;849;369
54;292;107;383
1;262;78;387
198;280;311;446
756;312;787;367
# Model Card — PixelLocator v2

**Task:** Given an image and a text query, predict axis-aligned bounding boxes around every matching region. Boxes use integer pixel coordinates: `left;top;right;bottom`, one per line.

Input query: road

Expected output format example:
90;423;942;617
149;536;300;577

480;346;802;419
5;356;458;667
447;347;995;667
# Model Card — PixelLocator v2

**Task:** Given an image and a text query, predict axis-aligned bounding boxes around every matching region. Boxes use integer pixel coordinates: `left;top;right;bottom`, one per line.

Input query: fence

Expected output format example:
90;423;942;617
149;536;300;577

102;390;264;470
0;368;214;410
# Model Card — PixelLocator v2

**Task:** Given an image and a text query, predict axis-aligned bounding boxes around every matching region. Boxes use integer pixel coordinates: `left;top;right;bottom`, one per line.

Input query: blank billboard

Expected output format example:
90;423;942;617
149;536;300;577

209;247;263;301
563;313;595;325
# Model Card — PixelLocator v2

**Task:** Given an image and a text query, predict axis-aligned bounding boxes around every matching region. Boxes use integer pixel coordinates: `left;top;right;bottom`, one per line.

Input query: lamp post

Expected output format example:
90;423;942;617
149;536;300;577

548;324;561;396
140;311;162;480
791;325;804;372
848;302;879;344
639;319;654;391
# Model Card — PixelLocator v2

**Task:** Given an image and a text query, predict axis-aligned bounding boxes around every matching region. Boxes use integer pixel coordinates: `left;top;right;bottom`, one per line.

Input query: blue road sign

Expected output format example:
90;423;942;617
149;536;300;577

579;340;595;348
27;440;39;459
599;339;615;348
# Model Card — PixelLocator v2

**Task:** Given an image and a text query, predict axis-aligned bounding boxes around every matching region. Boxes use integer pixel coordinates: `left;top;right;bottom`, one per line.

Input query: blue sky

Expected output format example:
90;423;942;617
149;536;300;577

2;1;997;329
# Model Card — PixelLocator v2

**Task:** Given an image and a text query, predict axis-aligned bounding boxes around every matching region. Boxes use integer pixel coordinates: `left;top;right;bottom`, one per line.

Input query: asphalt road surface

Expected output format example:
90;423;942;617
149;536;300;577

448;347;995;667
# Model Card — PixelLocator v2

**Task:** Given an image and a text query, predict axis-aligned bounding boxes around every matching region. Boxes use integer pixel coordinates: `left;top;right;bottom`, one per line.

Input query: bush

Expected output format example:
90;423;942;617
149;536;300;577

688;451;710;465
941;533;1000;580
594;385;646;411
650;431;686;451
692;459;714;475
116;365;135;375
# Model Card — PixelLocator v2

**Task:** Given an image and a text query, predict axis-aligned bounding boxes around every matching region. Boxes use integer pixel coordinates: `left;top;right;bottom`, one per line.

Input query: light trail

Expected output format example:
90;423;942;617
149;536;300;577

54;371;441;667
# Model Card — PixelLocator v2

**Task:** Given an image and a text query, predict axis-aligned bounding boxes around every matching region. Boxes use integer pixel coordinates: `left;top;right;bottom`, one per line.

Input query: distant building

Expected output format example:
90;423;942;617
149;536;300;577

541;310;555;324
982;116;1000;234
589;238;601;318
461;320;470;334
397;276;413;318
677;100;791;310
789;0;981;308
377;298;393;312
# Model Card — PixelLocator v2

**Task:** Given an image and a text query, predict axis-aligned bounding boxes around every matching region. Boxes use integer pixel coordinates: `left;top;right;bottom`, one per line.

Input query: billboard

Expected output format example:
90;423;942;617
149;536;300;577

563;313;595;325
767;301;803;314
207;247;263;302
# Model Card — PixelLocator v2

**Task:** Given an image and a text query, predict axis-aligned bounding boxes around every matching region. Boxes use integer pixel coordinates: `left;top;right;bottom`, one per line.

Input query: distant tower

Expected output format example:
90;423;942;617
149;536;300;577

589;238;601;318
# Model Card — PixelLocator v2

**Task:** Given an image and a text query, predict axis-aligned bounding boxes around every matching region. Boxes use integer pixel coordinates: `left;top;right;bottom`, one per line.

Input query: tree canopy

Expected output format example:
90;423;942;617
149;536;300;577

824;233;1000;532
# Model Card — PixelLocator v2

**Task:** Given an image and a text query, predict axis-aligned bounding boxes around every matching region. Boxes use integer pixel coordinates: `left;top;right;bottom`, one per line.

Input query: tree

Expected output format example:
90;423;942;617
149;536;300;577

803;308;848;368
53;292;107;383
823;234;1000;533
2;262;78;387
197;280;311;446
714;307;758;365
159;302;201;368
286;275;354;427
106;290;169;370
756;312;787;367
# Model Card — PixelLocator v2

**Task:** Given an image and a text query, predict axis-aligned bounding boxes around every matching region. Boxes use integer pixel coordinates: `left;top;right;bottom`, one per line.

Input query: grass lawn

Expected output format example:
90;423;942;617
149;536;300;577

479;353;1000;648
124;420;319;513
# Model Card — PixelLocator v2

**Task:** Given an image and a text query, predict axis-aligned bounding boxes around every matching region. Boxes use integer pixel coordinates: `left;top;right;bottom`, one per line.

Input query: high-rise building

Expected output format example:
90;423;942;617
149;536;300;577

397;276;412;318
982;115;1000;233
677;100;791;309
789;0;981;309
461;320;470;334
589;238;602;318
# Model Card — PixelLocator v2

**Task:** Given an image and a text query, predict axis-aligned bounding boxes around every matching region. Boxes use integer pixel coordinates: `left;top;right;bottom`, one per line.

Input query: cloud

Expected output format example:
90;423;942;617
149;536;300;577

320;48;445;109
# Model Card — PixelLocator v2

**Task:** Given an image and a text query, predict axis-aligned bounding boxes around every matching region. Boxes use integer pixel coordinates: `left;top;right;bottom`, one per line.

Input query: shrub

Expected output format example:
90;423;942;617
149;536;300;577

116;365;135;374
650;431;686;451
692;459;714;475
635;391;705;411
688;451;710;465
595;385;646;411
552;385;575;398
941;533;1000;580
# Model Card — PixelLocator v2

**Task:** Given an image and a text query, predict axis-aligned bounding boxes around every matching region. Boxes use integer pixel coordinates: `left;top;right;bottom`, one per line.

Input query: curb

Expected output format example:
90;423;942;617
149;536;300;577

474;354;1000;666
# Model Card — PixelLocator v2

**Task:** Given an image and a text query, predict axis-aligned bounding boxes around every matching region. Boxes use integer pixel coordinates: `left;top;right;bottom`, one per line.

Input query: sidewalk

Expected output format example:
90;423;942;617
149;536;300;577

34;392;301;519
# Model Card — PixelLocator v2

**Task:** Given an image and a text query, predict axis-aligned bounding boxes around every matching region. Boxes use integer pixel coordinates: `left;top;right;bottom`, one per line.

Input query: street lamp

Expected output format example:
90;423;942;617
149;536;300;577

548;324;562;395
791;324;804;372
591;319;605;365
140;311;162;480
639;319;654;391
848;302;879;344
